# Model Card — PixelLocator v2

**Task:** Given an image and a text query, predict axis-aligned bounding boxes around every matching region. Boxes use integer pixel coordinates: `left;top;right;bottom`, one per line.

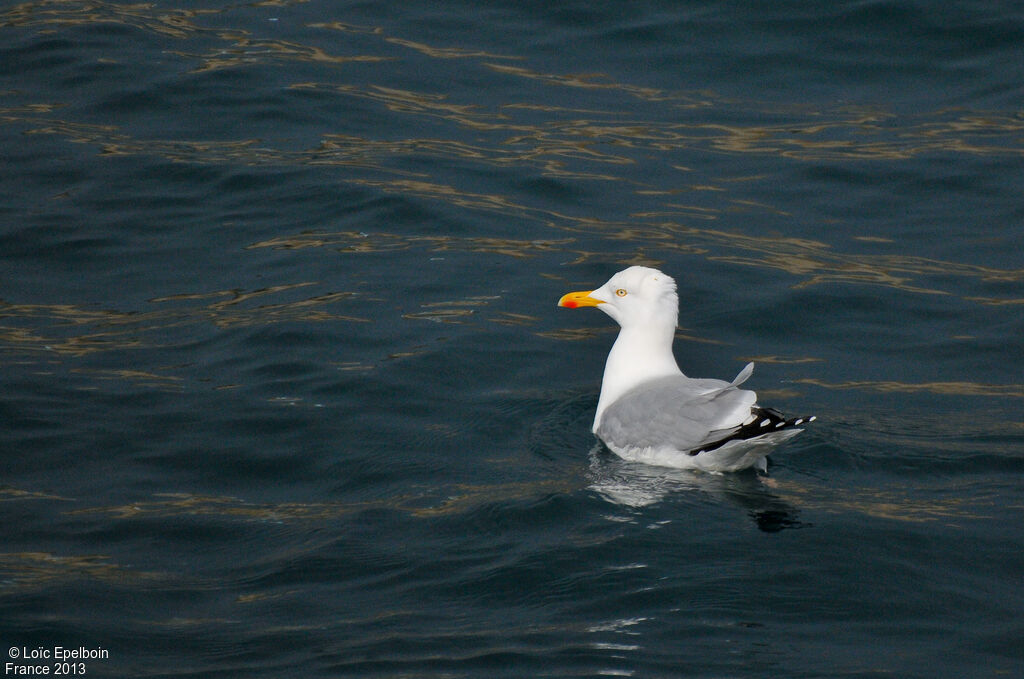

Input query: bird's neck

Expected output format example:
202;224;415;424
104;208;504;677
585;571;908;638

593;322;682;431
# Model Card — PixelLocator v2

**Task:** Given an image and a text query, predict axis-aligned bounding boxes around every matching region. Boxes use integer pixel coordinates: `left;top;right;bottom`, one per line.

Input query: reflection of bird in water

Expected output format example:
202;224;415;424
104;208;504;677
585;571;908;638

559;266;814;473
586;446;806;532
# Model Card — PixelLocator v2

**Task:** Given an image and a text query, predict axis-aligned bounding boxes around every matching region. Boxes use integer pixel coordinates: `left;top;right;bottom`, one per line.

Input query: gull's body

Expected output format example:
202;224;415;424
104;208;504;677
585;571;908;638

558;266;813;472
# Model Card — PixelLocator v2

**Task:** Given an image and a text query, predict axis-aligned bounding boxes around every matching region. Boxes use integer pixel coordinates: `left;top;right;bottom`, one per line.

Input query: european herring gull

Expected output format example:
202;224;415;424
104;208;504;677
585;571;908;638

558;266;814;472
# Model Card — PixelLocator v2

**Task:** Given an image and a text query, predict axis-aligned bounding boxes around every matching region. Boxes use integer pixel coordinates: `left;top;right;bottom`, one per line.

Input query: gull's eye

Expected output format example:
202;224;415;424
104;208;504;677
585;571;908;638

615;288;627;297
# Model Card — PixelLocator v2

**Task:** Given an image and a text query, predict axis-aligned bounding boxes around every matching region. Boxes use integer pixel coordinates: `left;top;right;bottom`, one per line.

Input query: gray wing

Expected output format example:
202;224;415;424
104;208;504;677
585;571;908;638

596;363;757;454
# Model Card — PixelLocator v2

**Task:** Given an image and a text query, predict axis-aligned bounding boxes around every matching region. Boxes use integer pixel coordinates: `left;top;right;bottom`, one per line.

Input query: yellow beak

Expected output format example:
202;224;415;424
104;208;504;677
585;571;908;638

558;290;604;309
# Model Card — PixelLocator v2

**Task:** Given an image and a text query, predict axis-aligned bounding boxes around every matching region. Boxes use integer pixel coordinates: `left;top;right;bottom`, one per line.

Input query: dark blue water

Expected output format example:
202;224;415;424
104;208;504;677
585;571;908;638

2;2;1022;677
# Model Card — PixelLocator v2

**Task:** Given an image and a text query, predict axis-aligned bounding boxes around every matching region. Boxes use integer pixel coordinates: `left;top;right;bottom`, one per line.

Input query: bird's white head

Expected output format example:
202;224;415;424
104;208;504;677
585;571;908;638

558;266;679;330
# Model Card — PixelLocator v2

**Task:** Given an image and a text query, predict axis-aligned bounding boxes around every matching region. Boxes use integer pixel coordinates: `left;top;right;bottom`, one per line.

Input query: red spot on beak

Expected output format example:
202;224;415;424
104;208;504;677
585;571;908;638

564;301;578;309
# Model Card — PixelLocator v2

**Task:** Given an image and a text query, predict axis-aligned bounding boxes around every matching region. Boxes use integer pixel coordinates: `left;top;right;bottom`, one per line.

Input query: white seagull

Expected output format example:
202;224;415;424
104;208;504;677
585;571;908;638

558;266;814;473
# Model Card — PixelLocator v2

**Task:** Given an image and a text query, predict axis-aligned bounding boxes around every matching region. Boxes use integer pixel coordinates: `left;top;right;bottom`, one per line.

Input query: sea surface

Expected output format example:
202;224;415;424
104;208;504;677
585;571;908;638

1;1;1022;677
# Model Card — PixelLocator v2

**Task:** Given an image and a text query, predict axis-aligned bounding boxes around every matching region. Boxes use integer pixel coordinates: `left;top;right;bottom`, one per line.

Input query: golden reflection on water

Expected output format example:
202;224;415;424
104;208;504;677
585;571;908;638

0;471;997;575
741;355;824;364
3;1;1020;164
0;487;71;502
0;478;1002;593
403;296;500;324
1;0;1021;303
0;1;218;39
72;367;184;388
2;2;1022;372
65;481;578;522
489;312;541;327
172;40;391;73
0;285;366;358
249;229;575;259
483;63;695;105
0;551;164;590
56;479;996;526
795;378;1024;399
385;37;520;61
770;480;999;523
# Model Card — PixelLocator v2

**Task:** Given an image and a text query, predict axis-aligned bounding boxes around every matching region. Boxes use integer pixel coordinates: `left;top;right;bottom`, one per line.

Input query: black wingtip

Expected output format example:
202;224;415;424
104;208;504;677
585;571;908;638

759;407;816;429
691;407;815;455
